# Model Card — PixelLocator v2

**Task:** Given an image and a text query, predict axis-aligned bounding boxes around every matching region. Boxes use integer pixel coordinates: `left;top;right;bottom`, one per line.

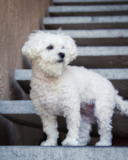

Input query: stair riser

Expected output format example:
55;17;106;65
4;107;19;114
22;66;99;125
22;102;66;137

16;79;128;99
54;0;128;6
15;69;128;96
73;38;128;46
72;55;128;68
1;100;128;137
2;113;128;137
50;11;128;16
45;23;128;29
43;29;128;46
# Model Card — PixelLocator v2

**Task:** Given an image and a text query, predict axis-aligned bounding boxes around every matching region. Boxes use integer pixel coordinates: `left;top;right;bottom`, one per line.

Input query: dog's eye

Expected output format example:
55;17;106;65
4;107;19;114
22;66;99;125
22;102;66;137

62;46;64;49
47;45;54;50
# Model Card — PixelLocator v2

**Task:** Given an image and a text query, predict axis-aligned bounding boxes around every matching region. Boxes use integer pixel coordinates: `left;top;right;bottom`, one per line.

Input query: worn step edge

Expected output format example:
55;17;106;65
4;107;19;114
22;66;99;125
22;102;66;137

43;29;128;46
14;69;128;97
0;100;36;114
0;146;128;160
49;5;128;13
1;100;128;135
44;16;128;29
44;16;128;25
53;0;128;5
77;46;128;56
1;100;128;114
44;29;128;38
15;69;128;81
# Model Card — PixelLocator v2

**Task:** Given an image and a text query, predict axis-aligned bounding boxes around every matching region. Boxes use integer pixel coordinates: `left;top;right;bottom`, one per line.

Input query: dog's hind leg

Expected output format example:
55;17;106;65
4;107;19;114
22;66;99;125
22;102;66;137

40;115;59;146
94;99;115;146
78;114;92;146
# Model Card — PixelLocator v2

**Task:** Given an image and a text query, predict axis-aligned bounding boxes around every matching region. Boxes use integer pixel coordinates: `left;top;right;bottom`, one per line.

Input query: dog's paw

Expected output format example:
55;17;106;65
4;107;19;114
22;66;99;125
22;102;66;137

40;140;57;146
95;140;111;146
62;137;78;146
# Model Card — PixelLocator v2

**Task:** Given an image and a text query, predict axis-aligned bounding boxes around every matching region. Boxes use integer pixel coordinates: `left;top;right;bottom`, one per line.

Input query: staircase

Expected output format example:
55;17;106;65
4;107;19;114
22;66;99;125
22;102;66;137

1;0;128;159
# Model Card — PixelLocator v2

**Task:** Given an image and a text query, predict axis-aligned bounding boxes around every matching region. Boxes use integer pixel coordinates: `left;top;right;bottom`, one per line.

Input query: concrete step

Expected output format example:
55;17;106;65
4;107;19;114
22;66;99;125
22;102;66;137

53;0;128;6
20;47;128;68
72;46;128;68
44;16;128;29
49;5;128;16
0;100;69;132
15;69;128;99
44;29;128;46
0;146;128;160
1;100;128;137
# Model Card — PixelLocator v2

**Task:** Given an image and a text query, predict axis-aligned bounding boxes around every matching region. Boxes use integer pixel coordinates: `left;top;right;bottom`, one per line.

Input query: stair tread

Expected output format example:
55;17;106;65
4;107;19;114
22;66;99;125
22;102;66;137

1;100;128;137
44;16;128;29
49;5;128;13
77;46;128;56
0;100;36;114
44;29;128;38
53;0;128;5
1;146;128;160
54;0;128;2
44;29;128;46
44;16;128;24
2;100;128;114
15;69;128;80
14;69;128;98
0;146;128;160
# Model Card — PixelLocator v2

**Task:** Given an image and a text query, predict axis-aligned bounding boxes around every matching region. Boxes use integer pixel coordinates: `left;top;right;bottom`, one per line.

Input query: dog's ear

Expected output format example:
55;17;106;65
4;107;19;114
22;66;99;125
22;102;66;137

22;31;45;59
61;34;78;62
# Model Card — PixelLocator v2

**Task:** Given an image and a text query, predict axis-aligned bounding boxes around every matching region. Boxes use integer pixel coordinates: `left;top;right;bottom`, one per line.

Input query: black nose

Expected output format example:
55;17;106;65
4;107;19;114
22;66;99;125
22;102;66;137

58;52;65;59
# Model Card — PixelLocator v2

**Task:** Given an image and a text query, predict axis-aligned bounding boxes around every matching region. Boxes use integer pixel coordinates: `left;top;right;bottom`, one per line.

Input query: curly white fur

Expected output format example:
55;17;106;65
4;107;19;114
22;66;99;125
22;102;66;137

22;31;128;146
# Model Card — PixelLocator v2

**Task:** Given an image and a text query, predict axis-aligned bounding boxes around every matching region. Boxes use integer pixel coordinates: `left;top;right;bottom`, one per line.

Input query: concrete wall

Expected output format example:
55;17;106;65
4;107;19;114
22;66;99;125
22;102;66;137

0;0;52;145
0;0;52;100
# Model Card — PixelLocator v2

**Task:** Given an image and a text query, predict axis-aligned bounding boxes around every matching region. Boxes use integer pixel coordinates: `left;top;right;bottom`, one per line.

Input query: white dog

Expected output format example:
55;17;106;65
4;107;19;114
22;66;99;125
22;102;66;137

22;31;128;146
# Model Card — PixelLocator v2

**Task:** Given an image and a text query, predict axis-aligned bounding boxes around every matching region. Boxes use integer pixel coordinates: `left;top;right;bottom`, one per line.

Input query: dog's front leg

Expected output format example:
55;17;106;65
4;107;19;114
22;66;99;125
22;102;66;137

40;115;59;146
62;104;81;146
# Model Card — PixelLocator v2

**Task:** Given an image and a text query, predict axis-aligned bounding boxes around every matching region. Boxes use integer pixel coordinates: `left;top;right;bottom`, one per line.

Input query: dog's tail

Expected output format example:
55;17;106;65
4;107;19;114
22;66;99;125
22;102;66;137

115;94;128;116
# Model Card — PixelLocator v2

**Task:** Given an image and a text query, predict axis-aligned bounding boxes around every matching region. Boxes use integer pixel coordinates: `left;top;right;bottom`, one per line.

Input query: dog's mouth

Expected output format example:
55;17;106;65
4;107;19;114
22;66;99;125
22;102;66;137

57;59;63;63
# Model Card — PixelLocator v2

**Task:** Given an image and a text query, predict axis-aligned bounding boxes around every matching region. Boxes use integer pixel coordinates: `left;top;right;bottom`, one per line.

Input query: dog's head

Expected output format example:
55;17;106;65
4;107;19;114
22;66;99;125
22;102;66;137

22;31;78;77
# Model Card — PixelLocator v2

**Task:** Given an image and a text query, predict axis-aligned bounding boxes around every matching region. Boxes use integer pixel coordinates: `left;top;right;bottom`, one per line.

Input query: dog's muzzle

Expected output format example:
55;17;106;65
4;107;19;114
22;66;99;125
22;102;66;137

58;52;65;62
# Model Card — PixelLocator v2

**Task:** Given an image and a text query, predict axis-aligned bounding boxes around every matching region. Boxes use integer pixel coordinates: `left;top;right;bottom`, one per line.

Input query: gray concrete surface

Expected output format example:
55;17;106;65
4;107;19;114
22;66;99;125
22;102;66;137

1;100;128;114
44;29;128;46
44;29;128;38
77;46;128;56
0;146;128;160
54;0;128;2
15;69;128;81
1;100;128;136
49;5;128;13
44;16;128;24
0;99;126;112
53;0;128;5
49;5;128;16
44;16;128;29
72;46;128;68
15;68;128;98
0;100;36;114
